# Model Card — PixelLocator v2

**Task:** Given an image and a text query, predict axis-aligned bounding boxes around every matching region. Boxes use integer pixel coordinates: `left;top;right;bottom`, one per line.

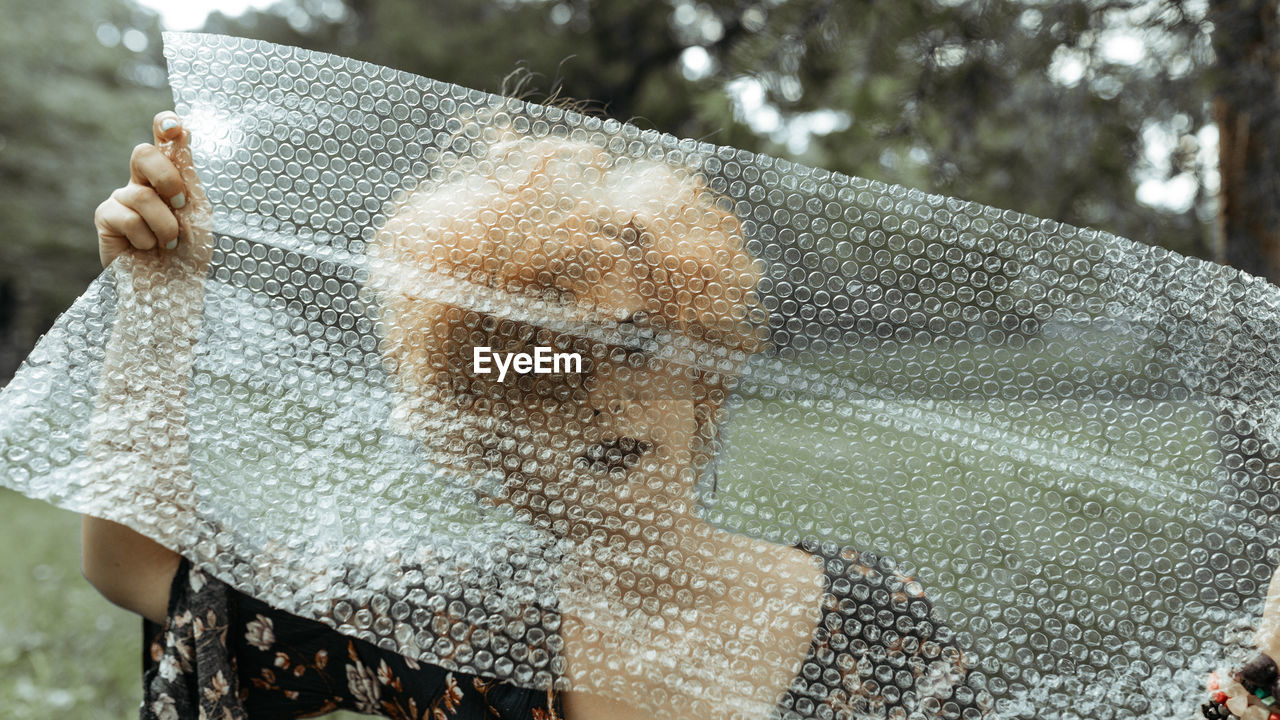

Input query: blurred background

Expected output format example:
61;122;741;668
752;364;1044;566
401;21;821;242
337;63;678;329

2;0;1276;716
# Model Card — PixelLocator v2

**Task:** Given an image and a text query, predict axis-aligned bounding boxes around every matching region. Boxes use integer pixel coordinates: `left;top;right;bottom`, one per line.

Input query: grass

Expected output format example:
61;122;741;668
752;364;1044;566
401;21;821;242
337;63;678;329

0;489;364;720
0;489;138;719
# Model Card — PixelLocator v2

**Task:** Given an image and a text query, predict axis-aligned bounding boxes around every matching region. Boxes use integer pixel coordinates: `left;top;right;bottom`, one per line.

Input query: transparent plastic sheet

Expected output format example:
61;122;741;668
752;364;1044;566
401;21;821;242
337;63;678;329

3;31;1280;719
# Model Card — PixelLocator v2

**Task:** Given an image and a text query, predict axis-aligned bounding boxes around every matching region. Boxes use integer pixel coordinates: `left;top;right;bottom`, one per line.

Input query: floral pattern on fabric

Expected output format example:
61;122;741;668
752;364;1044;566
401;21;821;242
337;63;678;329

144;546;985;719
779;540;991;720
141;558;246;720
143;557;564;719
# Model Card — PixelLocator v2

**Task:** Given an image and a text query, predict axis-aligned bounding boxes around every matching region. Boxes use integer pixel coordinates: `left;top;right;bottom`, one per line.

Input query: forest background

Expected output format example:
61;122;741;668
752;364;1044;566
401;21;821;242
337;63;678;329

0;0;1274;716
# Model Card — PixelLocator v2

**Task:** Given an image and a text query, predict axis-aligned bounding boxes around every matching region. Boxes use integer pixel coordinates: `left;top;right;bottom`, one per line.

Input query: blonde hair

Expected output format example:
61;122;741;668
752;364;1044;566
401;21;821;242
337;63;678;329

369;130;768;484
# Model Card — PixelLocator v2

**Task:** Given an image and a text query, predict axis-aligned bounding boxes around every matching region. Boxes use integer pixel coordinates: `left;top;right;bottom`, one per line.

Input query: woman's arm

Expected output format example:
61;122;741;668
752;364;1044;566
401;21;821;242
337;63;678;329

80;110;205;623
81;516;181;624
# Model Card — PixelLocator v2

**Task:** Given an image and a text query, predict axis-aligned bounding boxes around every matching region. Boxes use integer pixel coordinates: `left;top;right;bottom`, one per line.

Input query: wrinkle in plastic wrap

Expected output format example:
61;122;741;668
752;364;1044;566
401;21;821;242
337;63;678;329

4;32;1280;719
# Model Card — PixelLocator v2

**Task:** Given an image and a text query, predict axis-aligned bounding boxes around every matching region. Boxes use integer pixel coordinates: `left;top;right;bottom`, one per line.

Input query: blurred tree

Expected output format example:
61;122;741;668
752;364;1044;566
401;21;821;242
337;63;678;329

206;0;1219;257
0;0;1234;379
1207;0;1280;281
0;0;168;380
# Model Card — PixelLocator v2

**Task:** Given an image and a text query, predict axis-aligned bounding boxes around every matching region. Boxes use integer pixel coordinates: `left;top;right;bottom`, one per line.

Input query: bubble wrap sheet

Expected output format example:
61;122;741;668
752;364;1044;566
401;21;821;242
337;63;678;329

3;32;1279;719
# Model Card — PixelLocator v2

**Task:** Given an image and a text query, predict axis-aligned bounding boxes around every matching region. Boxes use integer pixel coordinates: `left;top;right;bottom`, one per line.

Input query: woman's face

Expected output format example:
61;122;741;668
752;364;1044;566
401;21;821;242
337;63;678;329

373;138;759;531
470;270;711;532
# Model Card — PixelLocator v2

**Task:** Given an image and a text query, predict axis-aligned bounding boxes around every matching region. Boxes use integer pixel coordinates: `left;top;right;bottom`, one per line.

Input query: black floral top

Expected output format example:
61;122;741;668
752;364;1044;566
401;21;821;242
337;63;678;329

142;541;987;719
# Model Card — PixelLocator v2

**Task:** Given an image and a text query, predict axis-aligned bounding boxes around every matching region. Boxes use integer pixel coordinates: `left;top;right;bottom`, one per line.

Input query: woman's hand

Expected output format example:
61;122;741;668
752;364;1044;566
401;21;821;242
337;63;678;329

82;110;209;625
93;111;189;268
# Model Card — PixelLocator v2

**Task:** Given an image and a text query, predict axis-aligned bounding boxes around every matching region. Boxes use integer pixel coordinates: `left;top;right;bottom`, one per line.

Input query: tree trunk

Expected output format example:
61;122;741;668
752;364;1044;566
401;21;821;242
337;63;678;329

1208;0;1280;282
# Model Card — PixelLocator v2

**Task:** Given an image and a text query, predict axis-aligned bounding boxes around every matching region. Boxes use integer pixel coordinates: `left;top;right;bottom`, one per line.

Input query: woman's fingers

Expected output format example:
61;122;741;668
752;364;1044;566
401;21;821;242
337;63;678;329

94;199;130;269
153;111;193;169
96;196;160;249
112;184;180;249
129;143;186;208
152;110;182;146
97;112;193;268
95;197;156;268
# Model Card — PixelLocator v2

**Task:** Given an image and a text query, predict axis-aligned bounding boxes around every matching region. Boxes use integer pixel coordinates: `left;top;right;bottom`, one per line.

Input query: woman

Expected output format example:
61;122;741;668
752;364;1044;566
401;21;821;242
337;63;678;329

85;110;985;719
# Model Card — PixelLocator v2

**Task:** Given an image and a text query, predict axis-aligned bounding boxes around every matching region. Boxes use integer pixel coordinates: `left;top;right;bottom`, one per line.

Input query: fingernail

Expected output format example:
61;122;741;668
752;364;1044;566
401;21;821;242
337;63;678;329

165;238;179;250
160;117;180;132
170;192;186;209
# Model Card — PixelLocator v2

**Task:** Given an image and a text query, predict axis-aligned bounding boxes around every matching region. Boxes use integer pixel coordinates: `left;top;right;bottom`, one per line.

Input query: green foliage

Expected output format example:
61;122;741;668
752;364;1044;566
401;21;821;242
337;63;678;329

0;0;168;380
0;0;1224;382
210;0;1217;255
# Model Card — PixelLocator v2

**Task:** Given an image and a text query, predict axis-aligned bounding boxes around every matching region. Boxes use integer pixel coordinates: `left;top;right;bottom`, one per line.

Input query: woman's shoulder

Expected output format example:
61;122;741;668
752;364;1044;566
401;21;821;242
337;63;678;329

778;537;991;719
796;538;928;599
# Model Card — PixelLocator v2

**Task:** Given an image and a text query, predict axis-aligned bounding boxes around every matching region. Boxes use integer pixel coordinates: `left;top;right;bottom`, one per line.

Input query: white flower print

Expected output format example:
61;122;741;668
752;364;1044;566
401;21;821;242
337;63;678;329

188;567;206;593
210;670;230;698
244;614;275;651
159;653;180;682
163;628;193;673
346;659;382;712
201;671;231;704
442;673;463;713
150;694;179;720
